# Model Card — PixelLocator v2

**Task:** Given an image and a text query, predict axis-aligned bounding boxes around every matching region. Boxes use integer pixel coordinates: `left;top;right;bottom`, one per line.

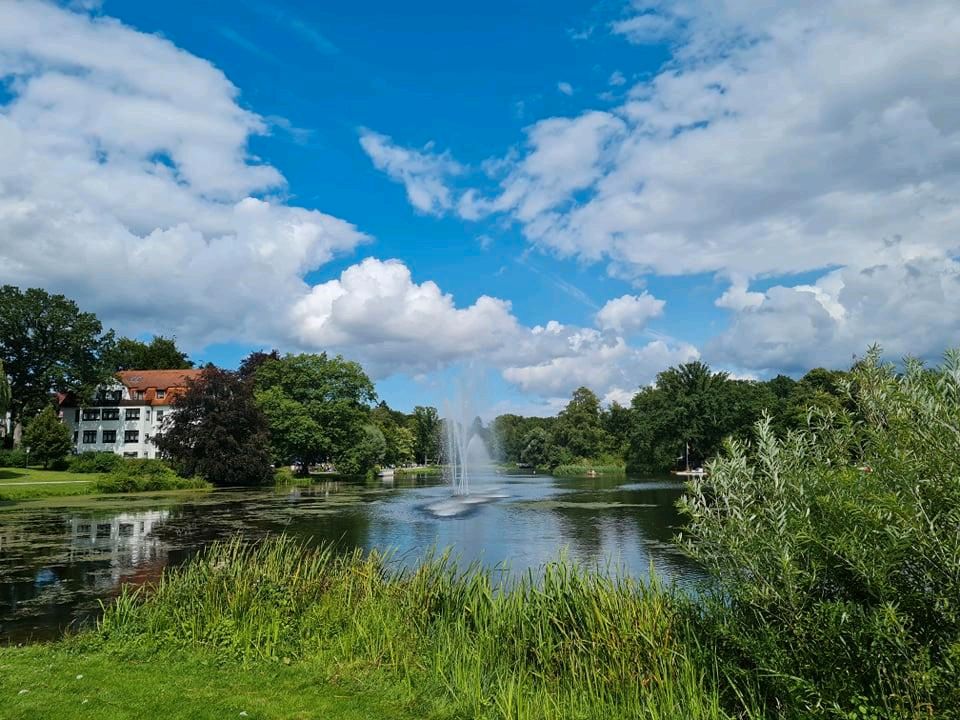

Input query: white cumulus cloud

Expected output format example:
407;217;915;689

595;293;665;333
0;0;368;347
291;258;698;399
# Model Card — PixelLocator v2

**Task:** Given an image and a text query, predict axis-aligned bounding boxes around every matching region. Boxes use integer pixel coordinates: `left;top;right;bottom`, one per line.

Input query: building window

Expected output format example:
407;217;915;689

82;430;98;444
123;452;139;458
102;430;117;443
73;431;78;443
102;408;120;421
134;390;145;400
125;409;141;421
156;410;165;422
82;409;100;421
124;430;139;443
74;409;81;423
146;409;151;421
156;389;166;399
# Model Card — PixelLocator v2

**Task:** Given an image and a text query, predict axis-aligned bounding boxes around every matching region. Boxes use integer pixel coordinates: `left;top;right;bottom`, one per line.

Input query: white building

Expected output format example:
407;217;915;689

59;369;202;459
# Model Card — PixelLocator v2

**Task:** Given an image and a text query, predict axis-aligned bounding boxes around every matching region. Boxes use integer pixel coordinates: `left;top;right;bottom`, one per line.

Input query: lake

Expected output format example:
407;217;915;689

0;470;702;643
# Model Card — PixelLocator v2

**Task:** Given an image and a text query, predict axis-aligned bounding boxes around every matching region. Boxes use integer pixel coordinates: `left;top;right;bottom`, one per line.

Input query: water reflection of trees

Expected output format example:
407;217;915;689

545;479;704;585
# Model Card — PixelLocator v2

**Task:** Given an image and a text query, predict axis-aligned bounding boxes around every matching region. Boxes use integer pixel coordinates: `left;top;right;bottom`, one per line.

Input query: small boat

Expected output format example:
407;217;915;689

671;443;706;478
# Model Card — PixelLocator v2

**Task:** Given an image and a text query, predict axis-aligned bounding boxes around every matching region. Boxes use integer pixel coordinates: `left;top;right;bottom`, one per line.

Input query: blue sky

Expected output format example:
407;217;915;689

2;0;959;415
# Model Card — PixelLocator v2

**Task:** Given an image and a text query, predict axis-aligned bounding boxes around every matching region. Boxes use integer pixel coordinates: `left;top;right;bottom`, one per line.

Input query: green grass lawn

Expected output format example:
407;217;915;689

0;644;428;720
0;467;101;501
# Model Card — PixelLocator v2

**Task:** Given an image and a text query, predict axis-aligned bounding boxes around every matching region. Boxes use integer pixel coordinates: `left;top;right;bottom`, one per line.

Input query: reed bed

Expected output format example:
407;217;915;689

98;536;749;720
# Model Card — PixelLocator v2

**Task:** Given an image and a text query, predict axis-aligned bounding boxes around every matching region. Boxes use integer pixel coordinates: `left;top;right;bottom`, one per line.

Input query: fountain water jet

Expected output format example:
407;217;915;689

440;366;493;498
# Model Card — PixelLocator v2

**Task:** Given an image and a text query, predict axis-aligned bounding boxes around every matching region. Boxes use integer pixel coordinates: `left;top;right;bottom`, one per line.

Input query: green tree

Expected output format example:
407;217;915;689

371;402;416;466
601;401;632;458
519;426;569;469
157;366;272;486
238;349;281;380
552;387;608;459
626;361;771;473
254;386;324;471
23;405;72;468
411;405;441;464
0;286;115;442
334;424;386;476
253;353;379;475
106;335;193;370
491;414;525;462
520;427;551;468
782;367;849;429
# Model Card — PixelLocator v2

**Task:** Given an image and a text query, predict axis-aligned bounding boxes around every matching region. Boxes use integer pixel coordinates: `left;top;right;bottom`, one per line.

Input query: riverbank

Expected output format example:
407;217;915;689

0;537;741;720
0;465;209;503
394;464;443;477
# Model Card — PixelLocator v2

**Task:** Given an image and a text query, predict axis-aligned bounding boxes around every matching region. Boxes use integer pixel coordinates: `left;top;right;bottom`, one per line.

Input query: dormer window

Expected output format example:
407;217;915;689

134;390;145;401
156;389;166;399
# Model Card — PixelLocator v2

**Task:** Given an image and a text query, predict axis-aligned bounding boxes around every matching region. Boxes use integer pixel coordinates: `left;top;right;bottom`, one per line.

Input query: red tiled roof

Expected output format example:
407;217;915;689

117;369;203;406
116;369;203;390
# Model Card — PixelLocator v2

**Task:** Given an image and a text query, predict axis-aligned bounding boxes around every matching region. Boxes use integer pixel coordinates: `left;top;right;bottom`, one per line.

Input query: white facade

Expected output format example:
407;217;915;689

61;400;170;459
59;371;196;459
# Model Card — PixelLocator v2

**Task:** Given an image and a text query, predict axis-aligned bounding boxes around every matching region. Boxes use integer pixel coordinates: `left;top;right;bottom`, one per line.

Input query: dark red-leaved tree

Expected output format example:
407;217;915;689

157;365;273;486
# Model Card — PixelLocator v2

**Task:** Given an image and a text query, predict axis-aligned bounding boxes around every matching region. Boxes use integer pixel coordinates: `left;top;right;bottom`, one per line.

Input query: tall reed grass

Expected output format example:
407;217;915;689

99;536;750;720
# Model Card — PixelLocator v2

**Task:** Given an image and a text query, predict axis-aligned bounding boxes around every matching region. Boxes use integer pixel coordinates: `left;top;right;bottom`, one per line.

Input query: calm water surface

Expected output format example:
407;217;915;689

0;471;702;643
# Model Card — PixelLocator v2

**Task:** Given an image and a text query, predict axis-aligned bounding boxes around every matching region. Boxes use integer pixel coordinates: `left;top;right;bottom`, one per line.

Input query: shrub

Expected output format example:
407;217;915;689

22;406;72;468
680;348;960;718
0;448;28;467
68;451;123;474
95;459;210;493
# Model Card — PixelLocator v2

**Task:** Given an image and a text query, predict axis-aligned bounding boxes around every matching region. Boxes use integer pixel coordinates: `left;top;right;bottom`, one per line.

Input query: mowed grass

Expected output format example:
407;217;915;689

0;644;427;720
0;467;100;501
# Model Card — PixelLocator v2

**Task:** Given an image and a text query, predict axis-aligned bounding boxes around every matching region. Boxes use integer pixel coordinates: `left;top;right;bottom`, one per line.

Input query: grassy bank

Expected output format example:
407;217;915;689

394;464;443;477
2;537;746;720
551;463;626;476
0;461;209;502
0;467;100;501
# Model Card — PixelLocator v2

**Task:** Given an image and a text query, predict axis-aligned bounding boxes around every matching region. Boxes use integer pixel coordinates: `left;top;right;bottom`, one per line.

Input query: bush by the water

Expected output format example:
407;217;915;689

681;348;960;718
67;451;123;473
95;458;209;493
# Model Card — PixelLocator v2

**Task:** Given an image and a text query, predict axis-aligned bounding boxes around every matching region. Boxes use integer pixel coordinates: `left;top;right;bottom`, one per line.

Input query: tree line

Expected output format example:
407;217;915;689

155;354;442;484
1;283;854;482
491;361;850;474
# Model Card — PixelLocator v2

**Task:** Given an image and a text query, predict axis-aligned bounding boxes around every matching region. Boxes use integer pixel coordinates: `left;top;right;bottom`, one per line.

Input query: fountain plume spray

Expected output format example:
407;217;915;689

441;365;491;497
